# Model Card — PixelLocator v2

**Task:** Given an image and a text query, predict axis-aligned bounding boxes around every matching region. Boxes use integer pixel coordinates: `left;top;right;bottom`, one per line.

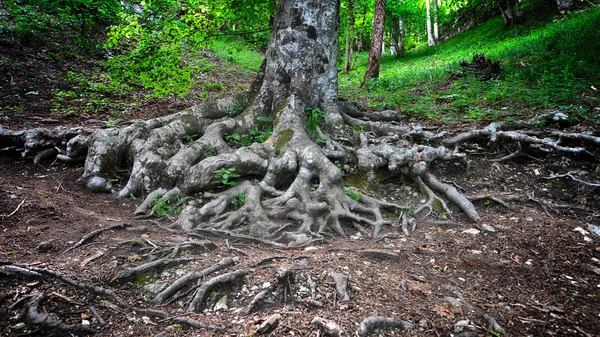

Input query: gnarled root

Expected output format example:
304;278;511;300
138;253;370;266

24;293;97;334
151;256;238;305
187;270;250;312
327;269;350;302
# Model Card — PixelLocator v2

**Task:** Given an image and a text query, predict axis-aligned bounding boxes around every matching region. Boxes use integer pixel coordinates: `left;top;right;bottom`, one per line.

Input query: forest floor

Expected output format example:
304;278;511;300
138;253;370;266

1;44;600;337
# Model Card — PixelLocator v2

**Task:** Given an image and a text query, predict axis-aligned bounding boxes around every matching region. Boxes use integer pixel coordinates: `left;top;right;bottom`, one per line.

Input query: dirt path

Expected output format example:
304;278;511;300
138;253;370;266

1;154;599;336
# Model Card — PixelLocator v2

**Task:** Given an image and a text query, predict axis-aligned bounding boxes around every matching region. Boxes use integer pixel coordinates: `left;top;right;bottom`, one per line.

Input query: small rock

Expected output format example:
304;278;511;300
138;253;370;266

418;319;428;328
144;281;168;294
481;224;496;233
262;281;272;289
424;233;433;241
81;319;90;326
525;217;533;222
454;319;475;333
141;316;155;325
13;322;26;330
36;241;53;252
304;246;318;251
525;259;534;265
444;297;463;315
462;228;480;235
214;295;228;311
298;286;310;298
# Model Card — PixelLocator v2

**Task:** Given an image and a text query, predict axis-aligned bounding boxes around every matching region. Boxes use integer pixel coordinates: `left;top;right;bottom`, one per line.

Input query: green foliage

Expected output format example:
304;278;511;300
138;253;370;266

304;107;326;138
231;193;245;208
225;117;272;147
183;134;200;143
339;9;600;122
0;0;120;49
344;187;361;200
213;168;240;188
152;195;184;217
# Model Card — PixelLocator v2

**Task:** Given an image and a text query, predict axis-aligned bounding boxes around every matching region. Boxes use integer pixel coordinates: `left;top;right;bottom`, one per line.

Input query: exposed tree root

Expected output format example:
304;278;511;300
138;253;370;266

245;266;295;315
111;257;198;283
312;316;348;337
151;256;238;305
187;269;249;312
327;269;350;302
23;293;97;334
357;316;414;337
64;223;129;253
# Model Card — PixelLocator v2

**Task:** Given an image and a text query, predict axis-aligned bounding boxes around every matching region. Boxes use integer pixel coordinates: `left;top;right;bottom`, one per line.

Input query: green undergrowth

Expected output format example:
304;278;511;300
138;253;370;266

339;8;600;124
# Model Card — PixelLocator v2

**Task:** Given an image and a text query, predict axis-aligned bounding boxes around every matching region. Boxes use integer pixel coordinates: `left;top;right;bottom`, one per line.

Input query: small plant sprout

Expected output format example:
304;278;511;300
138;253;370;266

106;119;118;127
305;107;325;138
344;187;361;200
231;193;245;208
213;168;240;188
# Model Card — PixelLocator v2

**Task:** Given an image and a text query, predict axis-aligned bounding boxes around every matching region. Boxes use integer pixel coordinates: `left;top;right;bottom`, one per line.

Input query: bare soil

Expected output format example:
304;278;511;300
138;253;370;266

1;44;600;337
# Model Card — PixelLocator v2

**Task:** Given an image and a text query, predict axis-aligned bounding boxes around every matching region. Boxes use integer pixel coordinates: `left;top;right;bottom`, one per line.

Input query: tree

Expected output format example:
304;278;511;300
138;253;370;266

343;0;357;73
433;0;439;41
11;0;597;247
425;0;435;46
362;0;387;85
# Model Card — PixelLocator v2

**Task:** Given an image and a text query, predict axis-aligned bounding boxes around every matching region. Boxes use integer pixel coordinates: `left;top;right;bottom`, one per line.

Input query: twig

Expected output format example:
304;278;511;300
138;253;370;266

88;305;107;327
2;199;25;219
50;291;85;306
64;223;129;253
546;171;600;187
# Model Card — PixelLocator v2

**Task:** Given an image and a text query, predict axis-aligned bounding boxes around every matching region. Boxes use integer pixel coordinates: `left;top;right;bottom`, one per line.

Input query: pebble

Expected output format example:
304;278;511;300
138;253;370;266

481;224;496;233
462;228;480;235
36;241;53;252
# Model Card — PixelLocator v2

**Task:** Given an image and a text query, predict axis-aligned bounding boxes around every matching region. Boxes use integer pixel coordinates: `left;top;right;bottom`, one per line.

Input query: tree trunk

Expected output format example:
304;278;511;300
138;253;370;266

390;17;404;59
344;0;356;73
556;0;573;13
426;0;435;46
497;0;517;26
433;0;439;41
362;0;386;86
3;0;500;243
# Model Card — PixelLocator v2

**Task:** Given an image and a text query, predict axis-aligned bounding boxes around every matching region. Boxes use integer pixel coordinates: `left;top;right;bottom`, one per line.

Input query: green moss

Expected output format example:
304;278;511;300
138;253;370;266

373;169;398;183
274;129;294;155
134;275;153;284
345;172;370;190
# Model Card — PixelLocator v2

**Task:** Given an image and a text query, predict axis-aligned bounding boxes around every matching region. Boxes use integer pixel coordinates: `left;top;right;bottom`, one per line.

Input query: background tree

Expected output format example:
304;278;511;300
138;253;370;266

425;0;435;46
362;0;386;85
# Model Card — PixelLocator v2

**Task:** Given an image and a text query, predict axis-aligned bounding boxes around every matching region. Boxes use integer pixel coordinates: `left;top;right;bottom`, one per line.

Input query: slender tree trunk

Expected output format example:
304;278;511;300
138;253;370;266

392;18;405;59
344;0;356;73
362;0;386;86
497;0;517;26
426;0;435;46
433;0;439;41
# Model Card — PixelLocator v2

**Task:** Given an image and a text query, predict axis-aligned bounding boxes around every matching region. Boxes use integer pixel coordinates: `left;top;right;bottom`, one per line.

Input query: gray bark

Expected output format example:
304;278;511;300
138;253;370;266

426;0;435;46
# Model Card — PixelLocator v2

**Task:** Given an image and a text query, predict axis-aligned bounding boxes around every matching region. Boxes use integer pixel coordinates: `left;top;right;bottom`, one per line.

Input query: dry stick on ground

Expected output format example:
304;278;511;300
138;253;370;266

2;198;25;219
89;305;107;328
311;316;348;337
357;316;414;337
151;256;238;304
24;293;97;334
546;171;600;187
187;270;250;312
64;223;129;253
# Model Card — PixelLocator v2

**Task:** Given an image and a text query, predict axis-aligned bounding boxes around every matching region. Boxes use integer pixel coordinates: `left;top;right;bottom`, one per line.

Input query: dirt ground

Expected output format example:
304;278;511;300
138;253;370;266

1;43;600;337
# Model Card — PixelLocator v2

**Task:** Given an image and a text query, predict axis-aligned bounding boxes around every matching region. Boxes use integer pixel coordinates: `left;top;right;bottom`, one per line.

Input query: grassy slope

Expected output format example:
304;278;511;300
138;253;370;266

339;8;600;124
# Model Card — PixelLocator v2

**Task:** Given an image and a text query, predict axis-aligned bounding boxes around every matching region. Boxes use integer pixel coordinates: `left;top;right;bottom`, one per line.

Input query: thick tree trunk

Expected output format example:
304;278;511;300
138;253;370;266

344;0;356;73
361;0;386;86
426;0;435;46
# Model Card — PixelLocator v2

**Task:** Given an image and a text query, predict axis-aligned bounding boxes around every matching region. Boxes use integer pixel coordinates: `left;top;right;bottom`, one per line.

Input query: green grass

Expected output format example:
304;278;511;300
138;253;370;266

339;8;600;124
208;38;264;72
